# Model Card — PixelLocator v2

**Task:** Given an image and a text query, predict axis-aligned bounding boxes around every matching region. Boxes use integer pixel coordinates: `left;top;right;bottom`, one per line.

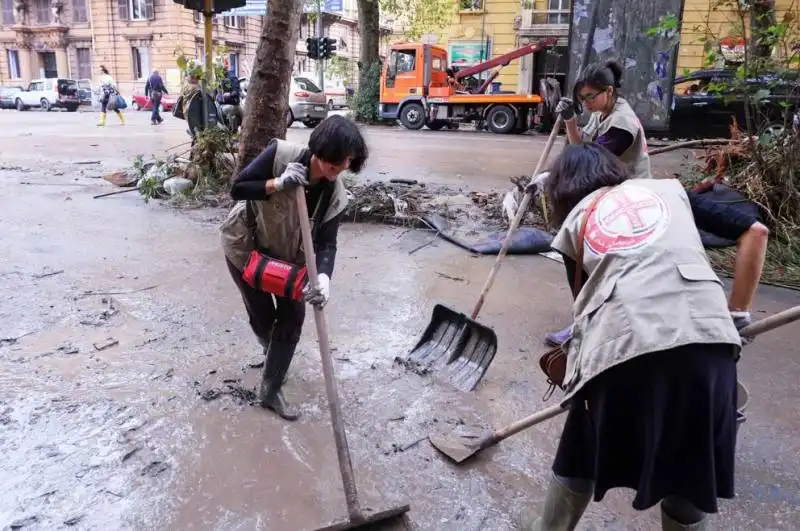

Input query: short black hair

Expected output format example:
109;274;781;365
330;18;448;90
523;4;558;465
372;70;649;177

308;115;369;173
100;65;109;75
544;142;630;227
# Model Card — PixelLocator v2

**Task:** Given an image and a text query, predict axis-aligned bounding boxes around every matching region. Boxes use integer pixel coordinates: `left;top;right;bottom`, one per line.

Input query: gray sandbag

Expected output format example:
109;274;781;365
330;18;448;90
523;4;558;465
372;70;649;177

423;214;553;255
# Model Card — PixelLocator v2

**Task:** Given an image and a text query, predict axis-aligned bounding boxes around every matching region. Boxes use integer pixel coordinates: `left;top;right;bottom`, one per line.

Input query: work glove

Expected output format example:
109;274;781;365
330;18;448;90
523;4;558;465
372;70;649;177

730;310;754;345
554;97;576;121
524;171;550;195
274;162;309;192
303;273;330;309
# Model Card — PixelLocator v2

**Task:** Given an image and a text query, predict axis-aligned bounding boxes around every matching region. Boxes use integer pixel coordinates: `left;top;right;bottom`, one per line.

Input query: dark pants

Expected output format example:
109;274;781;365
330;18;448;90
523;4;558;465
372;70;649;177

150;91;163;123
226;258;306;345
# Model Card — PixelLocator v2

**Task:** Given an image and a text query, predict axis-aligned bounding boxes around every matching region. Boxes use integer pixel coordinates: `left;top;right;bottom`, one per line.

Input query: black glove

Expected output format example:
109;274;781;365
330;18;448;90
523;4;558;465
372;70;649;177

554;97;576;121
730;310;754;345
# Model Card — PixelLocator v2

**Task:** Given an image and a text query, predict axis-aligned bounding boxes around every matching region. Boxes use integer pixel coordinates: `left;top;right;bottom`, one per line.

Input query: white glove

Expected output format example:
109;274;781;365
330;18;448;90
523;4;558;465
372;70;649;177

554;97;576;121
303;273;330;309
730;310;754;345
525;171;550;194
274;162;309;192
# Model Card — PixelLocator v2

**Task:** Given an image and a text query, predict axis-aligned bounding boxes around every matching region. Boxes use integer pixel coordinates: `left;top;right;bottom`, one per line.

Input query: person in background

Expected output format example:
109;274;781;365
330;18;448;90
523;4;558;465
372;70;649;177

220;115;368;421
515;142;767;531
145;68;168;126
217;59;242;133
97;65;124;127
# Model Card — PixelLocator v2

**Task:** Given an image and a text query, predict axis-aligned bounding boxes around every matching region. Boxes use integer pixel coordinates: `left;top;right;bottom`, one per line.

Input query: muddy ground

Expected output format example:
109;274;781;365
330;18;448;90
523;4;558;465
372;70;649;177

1;111;799;530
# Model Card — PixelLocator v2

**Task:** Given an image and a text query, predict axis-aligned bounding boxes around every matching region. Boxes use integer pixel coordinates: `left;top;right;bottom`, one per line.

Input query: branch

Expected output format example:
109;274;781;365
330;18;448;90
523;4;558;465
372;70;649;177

649;139;732;156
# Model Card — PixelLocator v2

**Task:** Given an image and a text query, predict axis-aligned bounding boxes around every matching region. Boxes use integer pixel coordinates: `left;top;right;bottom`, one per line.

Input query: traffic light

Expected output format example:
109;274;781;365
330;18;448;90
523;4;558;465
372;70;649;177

320;37;337;60
306;37;319;60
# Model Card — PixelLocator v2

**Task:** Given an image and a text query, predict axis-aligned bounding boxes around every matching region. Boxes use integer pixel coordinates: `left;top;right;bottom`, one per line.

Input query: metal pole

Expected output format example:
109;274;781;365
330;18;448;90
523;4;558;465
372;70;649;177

202;0;214;129
317;0;324;90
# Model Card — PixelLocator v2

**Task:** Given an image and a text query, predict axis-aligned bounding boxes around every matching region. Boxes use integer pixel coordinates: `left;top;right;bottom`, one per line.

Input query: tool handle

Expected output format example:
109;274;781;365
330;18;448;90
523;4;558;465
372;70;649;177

295;187;361;520
739;305;800;337
470;115;564;320
479;404;568;450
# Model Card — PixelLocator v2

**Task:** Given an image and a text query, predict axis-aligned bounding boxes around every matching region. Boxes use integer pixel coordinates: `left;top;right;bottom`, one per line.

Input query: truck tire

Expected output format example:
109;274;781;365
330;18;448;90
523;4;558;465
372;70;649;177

399;102;425;130
486;105;516;134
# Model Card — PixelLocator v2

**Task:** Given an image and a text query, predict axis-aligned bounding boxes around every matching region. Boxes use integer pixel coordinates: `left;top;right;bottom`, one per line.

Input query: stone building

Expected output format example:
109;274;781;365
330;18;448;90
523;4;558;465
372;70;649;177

0;0;262;94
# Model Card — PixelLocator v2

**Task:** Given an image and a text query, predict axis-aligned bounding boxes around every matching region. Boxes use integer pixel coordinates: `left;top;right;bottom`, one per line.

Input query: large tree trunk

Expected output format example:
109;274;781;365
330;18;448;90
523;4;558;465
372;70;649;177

357;0;381;80
236;0;303;172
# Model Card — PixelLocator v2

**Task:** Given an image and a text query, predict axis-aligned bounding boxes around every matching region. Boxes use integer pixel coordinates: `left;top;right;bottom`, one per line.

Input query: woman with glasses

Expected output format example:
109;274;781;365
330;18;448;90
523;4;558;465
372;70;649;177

555;60;651;180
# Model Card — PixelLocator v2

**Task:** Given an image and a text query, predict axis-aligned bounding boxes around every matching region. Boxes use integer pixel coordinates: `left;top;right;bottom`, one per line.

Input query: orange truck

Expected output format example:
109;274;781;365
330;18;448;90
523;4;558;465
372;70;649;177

379;38;556;134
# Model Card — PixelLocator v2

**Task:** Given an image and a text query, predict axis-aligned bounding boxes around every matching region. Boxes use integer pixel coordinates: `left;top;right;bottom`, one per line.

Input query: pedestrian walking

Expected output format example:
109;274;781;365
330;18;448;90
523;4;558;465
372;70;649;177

145;68;168;126
514;143;768;531
220;115;368;421
97;65;124;127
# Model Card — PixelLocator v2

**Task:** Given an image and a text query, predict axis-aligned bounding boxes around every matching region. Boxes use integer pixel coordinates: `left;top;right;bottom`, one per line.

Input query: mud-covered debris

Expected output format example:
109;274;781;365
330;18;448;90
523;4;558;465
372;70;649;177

121;446;141;462
79;297;119;326
199;382;258;405
31;269;64;279
103;170;139;188
63;514;85;526
141;460;170;477
56;343;79;355
8;515;39;529
93;338;119;351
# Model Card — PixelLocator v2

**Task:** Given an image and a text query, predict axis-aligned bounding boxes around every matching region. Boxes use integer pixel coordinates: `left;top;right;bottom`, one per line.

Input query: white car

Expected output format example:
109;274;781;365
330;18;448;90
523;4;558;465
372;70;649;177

15;78;80;112
238;75;328;128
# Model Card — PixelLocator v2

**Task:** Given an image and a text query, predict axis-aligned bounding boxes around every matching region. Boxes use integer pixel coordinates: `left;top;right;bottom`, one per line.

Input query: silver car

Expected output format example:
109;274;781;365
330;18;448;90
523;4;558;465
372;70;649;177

238;75;328;128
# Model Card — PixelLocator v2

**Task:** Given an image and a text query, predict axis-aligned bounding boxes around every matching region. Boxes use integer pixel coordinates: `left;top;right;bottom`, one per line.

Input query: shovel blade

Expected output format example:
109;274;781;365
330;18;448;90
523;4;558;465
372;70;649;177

428;433;481;464
397;304;498;392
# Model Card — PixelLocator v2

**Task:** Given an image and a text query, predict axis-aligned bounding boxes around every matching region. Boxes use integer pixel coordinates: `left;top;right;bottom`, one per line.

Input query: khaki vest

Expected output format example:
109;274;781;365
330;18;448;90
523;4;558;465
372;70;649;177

582;97;652;179
550;179;741;404
220;139;349;270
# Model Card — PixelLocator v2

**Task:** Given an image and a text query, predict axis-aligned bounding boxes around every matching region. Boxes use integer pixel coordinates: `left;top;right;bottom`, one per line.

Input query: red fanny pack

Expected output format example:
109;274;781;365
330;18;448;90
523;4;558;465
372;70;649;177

241;250;308;301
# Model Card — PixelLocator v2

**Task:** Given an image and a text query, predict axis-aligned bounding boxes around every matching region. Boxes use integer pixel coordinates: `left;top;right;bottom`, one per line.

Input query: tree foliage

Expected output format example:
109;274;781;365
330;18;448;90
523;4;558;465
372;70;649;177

381;0;458;41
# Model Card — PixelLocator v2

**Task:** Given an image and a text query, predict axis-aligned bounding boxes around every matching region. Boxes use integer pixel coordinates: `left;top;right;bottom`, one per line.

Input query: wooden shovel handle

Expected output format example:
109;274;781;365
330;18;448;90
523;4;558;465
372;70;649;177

470;115;565;320
739;305;800;337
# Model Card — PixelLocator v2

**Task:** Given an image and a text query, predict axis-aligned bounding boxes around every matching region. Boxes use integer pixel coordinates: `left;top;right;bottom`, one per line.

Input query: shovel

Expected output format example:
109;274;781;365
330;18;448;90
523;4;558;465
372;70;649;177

430;304;800;463
295;188;410;530
398;116;566;393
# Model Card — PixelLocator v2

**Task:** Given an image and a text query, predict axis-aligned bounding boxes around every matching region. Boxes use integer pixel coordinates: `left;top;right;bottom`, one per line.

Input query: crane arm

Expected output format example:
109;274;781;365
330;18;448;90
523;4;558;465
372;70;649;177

454;38;558;81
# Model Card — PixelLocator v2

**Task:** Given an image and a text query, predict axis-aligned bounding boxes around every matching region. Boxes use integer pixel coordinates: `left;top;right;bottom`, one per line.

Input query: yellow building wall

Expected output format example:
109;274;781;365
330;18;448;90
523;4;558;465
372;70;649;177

678;0;796;72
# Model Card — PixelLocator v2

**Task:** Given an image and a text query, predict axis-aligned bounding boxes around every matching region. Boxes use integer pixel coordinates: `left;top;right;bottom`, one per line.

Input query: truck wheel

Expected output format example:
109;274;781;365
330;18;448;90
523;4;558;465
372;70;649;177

486;105;516;134
399;102;425;130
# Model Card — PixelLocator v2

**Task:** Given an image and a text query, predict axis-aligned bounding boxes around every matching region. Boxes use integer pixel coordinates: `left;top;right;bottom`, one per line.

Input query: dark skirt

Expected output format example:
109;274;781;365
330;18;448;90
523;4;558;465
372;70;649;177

552;343;738;514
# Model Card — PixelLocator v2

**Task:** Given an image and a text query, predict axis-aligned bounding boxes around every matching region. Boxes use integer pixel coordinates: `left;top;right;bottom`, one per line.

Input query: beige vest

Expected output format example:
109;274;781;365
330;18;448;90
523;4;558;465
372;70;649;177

550;179;741;404
582;97;652;180
220;139;349;270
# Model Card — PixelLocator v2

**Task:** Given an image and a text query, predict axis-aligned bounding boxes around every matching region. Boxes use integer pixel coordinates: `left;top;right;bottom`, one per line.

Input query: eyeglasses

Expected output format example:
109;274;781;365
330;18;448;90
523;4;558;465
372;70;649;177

579;91;603;102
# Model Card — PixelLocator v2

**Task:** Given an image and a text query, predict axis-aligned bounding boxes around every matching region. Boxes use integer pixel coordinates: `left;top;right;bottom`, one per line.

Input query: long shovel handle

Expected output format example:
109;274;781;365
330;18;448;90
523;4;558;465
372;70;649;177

473;306;800;452
295;187;361;521
470;115;565;320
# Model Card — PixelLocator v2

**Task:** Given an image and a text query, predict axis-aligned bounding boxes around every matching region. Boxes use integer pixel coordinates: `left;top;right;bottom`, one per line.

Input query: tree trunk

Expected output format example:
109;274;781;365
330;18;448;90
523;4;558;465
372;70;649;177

751;0;777;61
236;0;303;172
357;0;381;81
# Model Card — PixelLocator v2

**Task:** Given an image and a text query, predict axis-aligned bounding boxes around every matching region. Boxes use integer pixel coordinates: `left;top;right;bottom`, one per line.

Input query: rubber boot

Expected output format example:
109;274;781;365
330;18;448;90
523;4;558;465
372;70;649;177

661;504;707;530
116;111;125;125
97;112;106;127
514;476;591;531
258;341;299;421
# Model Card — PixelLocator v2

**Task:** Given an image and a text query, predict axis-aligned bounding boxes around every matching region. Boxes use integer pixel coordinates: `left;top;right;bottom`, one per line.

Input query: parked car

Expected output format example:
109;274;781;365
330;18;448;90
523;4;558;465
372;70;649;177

130;90;176;112
0;86;23;109
238;75;328;127
15;78;80;112
77;79;93;106
664;68;799;139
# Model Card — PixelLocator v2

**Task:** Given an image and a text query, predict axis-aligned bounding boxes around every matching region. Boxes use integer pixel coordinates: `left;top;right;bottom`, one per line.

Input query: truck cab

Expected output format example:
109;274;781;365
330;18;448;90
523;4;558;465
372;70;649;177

380;43;449;110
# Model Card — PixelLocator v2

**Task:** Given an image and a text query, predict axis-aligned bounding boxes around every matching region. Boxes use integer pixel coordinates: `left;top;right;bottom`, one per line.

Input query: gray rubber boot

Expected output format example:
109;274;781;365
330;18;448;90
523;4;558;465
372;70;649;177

514;476;591;531
661;503;707;530
258;341;299;421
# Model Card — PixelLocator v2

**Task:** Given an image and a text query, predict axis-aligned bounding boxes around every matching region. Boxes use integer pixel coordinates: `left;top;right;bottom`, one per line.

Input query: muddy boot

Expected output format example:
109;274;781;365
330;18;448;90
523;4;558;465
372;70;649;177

258;341;299;421
514;476;591;531
545;325;573;347
661;500;707;530
97;112;106;127
116;111;125;125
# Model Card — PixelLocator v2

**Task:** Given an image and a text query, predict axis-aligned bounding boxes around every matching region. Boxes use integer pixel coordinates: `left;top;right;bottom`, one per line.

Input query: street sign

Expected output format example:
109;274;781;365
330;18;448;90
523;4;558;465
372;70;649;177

221;0;266;15
323;0;342;12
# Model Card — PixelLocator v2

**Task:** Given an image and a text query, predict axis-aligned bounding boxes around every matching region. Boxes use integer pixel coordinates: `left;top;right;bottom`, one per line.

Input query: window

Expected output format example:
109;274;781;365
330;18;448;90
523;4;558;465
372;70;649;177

223;15;240;28
76;48;92;79
294;77;321;93
7;50;20;79
2;0;14;25
131;47;150;79
432;57;444;71
35;0;50;23
391;50;416;74
118;0;154;21
547;0;569;24
193;11;199;23
73;0;87;22
228;53;239;77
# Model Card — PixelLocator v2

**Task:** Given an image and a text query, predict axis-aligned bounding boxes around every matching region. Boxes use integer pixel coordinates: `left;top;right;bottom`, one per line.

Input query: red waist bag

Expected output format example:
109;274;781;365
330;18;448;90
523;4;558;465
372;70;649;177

241;250;308;301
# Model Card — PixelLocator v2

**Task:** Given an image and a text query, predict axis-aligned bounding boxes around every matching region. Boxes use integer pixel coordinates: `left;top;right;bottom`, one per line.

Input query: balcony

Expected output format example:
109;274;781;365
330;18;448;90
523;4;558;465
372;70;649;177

518;8;570;39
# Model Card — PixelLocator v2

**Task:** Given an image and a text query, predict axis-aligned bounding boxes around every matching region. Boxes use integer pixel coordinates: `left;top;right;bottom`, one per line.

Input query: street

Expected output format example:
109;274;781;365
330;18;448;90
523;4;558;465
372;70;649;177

1;109;799;530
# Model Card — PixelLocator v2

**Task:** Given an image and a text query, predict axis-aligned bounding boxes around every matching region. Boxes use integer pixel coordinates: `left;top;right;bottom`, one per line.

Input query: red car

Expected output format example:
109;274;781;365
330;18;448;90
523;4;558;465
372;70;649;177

130;90;176;112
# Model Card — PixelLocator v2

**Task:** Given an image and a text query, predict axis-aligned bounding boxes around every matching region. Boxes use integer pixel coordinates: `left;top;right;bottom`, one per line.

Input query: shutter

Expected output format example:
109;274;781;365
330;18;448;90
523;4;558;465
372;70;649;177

118;0;128;20
144;0;154;20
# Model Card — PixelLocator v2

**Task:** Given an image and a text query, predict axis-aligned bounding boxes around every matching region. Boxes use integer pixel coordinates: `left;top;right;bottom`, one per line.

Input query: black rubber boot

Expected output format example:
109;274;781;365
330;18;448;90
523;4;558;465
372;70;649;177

258;341;299;421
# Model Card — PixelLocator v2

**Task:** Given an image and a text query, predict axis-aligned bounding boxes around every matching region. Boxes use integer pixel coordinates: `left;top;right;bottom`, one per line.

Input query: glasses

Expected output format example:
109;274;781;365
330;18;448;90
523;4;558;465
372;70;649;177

579;90;603;102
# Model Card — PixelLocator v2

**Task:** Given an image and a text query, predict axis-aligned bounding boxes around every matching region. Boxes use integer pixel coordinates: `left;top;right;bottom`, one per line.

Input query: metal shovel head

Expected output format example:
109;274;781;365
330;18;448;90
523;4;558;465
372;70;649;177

428;432;484;464
398;303;498;392
313;504;411;530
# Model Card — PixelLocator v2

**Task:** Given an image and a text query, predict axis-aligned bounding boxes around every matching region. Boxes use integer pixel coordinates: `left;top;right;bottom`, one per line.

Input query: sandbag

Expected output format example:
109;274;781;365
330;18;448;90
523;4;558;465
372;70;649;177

696;184;760;248
423;214;553;255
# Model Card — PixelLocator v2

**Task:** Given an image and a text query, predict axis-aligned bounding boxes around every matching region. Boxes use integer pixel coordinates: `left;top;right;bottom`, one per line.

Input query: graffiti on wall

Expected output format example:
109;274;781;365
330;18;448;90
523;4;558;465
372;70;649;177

567;0;685;131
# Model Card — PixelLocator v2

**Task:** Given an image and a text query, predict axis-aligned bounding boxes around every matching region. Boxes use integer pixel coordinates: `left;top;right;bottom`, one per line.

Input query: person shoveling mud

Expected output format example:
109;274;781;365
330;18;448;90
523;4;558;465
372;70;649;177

513;143;768;531
220;115;368;421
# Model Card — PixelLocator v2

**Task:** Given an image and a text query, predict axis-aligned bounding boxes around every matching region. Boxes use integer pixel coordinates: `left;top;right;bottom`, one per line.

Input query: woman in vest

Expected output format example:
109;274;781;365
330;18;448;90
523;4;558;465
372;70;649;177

220;115;368;421
515;143;768;531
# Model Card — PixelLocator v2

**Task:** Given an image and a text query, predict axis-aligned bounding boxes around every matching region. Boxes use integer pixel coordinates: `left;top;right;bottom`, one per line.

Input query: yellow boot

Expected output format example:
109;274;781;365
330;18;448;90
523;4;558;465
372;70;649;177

97;112;106;126
116;111;125;125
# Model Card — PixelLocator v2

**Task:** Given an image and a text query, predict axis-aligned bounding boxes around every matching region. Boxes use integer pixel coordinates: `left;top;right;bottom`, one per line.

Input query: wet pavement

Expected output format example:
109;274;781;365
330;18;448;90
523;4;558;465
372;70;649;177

1;110;799;530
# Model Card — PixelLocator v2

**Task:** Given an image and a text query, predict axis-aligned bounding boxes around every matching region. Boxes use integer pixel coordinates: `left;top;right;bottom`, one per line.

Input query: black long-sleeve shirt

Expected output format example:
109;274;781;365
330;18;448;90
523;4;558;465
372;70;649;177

231;141;342;278
563;190;760;297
